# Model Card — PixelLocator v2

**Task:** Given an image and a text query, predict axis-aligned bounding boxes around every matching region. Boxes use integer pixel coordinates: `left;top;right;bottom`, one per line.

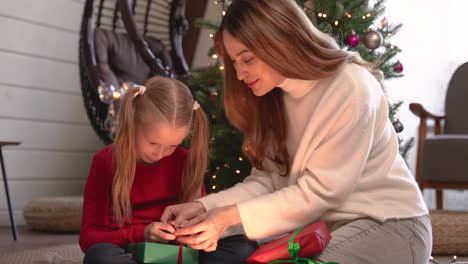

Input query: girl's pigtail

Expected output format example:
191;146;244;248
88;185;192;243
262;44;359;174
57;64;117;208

112;87;141;226
181;105;209;202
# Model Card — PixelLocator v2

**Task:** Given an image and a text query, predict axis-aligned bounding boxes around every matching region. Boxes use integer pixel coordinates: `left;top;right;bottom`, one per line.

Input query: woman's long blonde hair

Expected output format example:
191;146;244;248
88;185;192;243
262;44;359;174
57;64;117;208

215;0;381;176
111;76;209;226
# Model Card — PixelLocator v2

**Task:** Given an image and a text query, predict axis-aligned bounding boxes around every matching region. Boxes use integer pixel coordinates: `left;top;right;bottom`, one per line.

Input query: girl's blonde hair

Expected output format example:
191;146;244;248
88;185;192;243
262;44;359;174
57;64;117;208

112;76;209;226
215;0;381;176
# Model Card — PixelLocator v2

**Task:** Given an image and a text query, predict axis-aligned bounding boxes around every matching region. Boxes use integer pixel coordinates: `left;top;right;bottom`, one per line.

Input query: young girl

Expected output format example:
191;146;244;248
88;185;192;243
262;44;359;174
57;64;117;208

79;76;209;264
161;0;432;263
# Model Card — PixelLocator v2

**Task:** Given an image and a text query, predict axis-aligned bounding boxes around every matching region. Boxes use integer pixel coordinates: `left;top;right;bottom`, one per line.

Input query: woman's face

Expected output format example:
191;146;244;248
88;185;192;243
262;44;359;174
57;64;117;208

223;31;285;96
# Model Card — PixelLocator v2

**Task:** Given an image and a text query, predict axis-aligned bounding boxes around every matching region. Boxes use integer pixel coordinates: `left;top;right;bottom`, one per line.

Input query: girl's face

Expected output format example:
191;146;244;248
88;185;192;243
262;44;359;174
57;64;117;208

223;31;285;96
135;121;188;165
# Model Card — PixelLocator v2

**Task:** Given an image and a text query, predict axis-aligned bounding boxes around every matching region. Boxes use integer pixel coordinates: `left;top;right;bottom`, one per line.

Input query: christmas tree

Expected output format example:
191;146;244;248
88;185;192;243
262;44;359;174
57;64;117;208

189;0;414;193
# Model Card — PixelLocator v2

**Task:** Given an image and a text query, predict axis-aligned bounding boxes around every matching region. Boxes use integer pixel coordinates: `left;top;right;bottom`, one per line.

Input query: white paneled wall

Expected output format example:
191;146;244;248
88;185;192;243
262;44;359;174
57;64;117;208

0;0;103;226
384;0;468;210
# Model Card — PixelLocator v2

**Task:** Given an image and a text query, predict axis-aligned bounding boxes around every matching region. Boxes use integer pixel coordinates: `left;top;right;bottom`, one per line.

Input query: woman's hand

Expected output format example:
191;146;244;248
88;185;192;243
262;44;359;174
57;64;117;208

144;222;176;243
160;202;206;227
174;205;241;252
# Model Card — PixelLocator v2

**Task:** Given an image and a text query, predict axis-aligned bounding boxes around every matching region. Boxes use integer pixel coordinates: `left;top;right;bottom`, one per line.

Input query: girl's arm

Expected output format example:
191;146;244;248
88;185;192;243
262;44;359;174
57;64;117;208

79;154;146;252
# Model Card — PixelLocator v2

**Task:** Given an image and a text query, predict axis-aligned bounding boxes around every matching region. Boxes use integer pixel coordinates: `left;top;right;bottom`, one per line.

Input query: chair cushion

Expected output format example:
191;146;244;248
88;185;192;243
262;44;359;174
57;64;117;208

422;134;468;182
94;28;173;89
430;210;468;255
23;196;83;233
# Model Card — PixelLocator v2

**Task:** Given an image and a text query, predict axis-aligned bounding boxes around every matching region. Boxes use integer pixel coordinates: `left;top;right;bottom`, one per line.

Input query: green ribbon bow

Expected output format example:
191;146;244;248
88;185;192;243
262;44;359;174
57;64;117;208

267;227;338;264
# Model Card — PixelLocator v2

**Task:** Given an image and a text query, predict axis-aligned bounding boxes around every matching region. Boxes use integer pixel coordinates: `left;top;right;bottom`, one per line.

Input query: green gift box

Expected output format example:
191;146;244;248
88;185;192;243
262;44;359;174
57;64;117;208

128;242;198;264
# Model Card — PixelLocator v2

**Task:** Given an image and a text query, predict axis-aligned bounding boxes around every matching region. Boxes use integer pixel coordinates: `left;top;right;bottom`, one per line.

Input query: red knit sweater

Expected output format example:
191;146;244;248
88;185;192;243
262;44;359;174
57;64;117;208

79;145;203;252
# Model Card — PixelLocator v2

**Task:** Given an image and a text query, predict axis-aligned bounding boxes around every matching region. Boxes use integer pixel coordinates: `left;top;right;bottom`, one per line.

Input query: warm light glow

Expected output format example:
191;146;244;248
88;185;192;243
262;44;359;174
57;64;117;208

222;10;226;16
212;115;216;118
214;0;219;4
212;54;218;59
219;66;224;70
212;186;216;189
211;137;215;141
390;45;395;49
367;13;371;17
334;21;339;25
323;13;327;18
362;15;366;19
239;157;243;161
216;166;220;170
209;33;214;38
236;170;240;174
318;12;323;17
212;175;217;179
112;91;121;99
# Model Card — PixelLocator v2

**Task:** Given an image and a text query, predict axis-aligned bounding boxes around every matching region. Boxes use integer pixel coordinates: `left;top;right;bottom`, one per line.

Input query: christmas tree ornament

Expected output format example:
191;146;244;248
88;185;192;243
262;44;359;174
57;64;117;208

380;17;389;28
111;85;121;100
104;112;115;132
105;104;119;140
209;89;218;101
394;63;404;73
346;32;360;47
98;82;114;104
121;81;139;97
363;30;383;50
393;120;404;133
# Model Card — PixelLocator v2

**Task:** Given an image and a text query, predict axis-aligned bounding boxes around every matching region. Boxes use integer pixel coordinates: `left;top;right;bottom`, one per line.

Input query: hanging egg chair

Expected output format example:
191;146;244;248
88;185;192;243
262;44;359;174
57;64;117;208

79;0;190;144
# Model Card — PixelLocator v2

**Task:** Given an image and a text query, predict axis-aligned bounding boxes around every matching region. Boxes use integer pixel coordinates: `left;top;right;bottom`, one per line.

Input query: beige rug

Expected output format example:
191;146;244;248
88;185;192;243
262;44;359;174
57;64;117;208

0;243;84;264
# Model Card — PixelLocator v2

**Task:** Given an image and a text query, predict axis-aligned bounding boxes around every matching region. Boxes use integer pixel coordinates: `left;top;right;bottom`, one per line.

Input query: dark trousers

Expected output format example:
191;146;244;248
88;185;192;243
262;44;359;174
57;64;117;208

199;235;258;264
83;243;138;264
84;235;258;264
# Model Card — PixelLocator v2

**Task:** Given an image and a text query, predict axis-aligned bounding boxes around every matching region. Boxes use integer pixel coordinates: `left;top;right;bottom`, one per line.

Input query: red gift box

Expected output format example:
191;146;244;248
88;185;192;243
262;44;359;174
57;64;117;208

246;221;331;264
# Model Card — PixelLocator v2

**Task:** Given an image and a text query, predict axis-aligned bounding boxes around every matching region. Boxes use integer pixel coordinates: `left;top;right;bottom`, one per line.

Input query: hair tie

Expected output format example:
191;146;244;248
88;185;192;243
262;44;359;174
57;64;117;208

193;101;200;110
134;86;147;97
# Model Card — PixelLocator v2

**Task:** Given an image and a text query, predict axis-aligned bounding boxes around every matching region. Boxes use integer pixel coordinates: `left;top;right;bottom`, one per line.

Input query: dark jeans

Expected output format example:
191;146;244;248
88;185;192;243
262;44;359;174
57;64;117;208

83;235;258;264
200;235;258;264
83;243;138;264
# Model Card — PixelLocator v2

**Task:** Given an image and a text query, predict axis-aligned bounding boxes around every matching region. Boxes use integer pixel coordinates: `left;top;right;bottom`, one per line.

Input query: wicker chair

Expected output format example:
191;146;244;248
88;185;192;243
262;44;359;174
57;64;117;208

79;0;190;144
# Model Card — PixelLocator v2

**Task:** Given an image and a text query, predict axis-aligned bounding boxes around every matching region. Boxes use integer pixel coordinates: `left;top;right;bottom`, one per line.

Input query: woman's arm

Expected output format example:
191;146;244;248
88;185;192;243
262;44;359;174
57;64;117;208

237;101;374;239
197;165;277;211
176;99;376;249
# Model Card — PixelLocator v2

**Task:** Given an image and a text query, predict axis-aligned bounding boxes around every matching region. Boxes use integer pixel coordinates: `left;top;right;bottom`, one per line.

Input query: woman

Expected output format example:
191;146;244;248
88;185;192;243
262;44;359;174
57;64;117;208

162;0;432;263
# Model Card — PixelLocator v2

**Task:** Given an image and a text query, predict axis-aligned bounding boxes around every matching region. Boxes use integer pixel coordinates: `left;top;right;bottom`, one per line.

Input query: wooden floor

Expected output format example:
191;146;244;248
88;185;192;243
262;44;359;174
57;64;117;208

0;225;79;254
0;189;466;263
0;226;467;264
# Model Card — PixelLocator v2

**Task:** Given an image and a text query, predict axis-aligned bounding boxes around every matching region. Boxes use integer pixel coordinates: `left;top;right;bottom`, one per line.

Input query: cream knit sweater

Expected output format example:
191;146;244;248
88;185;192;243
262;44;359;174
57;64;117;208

198;63;428;240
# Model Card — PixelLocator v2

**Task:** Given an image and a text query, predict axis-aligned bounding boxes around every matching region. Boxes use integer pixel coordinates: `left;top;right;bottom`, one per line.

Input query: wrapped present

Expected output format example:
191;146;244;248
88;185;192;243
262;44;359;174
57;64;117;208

246;221;337;264
128;242;198;264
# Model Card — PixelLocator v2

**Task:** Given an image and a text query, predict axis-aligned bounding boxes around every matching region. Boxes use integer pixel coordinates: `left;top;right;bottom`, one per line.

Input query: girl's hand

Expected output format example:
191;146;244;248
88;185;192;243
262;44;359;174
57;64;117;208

144;222;176;243
160;202;206;228
174;205;241;252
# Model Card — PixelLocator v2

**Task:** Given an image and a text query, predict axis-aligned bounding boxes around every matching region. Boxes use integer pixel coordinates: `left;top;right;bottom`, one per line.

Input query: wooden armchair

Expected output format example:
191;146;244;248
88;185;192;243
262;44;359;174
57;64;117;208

410;62;468;209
